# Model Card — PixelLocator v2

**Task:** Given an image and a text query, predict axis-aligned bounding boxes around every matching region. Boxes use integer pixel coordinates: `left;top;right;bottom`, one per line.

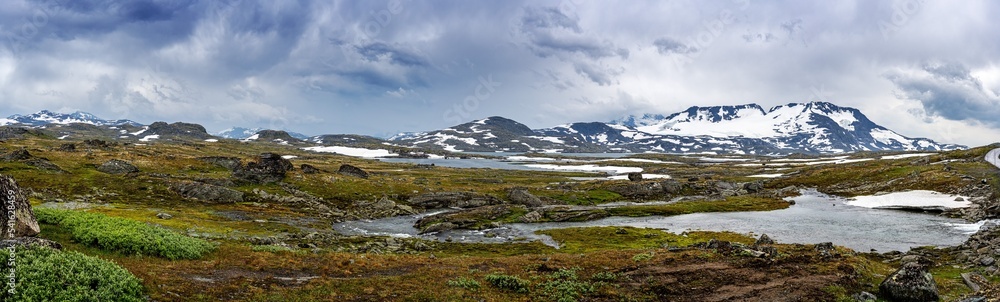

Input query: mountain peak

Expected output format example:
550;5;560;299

5;110;140;127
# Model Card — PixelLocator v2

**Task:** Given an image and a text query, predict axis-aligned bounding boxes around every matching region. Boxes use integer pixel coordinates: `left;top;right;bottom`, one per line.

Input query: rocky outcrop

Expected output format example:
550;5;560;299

198;156;243;171
338;164;369;179
415;204;526;234
0;127;30;140
953;221;1000;273
57;143;76;152
608;182;664;198
408;192;503;209
1;148;32;161
661;180;683;194
97;159;140;175
0;237;61;250
146;121;214;140
253;130;301;143
539;206;609;222
0;175;40;238
507;188;543;208
301;164;321;174
25;159;67;173
879;262;940;302
351;197;418;219
233;153;292;184
170;181;244;204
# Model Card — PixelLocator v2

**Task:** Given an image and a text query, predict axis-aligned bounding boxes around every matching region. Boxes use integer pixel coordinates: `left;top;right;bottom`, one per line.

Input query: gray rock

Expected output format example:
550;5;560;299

980;256;995;266
661;180;683;194
97;159;139;175
852;291;876;302
519;211;543;223
755;234;775;245
170;181;245;204
879;262;940;302
301;164;321;174
508;188;543;208
420;222;457;234
0;175;40;238
57;143;76;152
0;237;61;250
156;213;173;219
955;197;966;202
743;182;764;193
627;172;643;182
338;164;369;179
25;159;67;173
1;148;32;161
233;153;292;184
715;181;736;191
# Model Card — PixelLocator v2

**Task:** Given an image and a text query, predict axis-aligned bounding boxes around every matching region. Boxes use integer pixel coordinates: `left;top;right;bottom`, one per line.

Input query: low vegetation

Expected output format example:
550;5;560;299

35;208;216;260
0;247;145;302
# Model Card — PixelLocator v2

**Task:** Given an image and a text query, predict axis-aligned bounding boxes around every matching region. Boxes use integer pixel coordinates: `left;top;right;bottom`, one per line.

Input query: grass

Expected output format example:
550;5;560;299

606;196;791;217
0;247;145;302
35;208;217;260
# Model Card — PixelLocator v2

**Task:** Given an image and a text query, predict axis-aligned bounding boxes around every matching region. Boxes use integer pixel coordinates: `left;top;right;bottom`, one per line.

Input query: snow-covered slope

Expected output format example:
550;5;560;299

218;127;309;140
3;110;140;127
391;102;964;154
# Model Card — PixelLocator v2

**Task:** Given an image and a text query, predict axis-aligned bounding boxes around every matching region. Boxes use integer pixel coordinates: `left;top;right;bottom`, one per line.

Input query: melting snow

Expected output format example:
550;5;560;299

847;190;971;209
522;164;642;174
304;146;397;158
139;135;160;142
881;153;935;160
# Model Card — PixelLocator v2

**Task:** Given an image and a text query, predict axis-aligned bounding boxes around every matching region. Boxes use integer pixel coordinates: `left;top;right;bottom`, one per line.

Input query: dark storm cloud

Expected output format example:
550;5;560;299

886;62;1000;127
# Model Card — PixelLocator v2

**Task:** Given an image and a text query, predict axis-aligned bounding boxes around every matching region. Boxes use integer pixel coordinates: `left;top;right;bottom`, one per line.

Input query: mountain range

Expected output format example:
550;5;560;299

0;102;966;154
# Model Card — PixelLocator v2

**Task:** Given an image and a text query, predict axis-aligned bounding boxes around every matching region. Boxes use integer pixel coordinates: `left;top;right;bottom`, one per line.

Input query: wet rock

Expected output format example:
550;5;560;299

156;213;173;220
170;181;245;204
97;159;139;175
627;172;643;182
852;291;877;302
301;164;321;174
661;180;683;194
744;182;764;193
338;164;369;179
879;262;940;302
0;237;61;250
755;234;775;245
198;156;243;171
540;206;610;222
408;192;503;209
519;211;542;223
508;188;543;208
0;175;40;237
233;153;292;184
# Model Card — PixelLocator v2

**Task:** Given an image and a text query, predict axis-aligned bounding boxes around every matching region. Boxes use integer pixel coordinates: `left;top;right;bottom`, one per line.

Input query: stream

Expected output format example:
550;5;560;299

333;190;986;252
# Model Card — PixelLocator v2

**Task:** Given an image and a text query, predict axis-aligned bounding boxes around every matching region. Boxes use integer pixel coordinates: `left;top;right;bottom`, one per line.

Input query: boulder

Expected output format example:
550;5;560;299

408;192;503;209
338;164;369;179
518;211;543;223
97;159;140;175
627;172;643;182
879;262;940;302
0;175;40;238
755;234;775;245
608;182;662;198
508;188;543;208
301;164;321;174
415;204;526;234
743;182;764;193
156;213;173;220
170;181;245;204
233;153;292;184
661;180;683;194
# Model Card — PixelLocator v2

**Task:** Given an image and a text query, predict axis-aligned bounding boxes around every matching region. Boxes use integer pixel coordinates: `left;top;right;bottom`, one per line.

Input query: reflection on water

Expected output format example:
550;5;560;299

333;190;981;252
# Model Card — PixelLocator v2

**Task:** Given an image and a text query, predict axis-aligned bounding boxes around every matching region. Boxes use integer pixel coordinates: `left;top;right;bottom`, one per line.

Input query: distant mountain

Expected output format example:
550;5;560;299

0;110;140;127
391;102;965;155
216;127;309;140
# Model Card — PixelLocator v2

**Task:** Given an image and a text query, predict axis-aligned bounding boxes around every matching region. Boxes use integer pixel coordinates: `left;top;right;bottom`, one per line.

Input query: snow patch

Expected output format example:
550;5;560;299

304;146;398;158
847;190;971;209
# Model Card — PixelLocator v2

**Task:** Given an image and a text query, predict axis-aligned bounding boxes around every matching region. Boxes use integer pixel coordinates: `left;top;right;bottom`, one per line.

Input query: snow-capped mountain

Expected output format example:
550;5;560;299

216;127;309;140
391;102;965;154
1;110;140;127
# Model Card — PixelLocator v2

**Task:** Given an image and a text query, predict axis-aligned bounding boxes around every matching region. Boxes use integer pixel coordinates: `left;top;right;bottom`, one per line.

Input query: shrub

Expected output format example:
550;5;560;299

0;247;145;301
539;268;594;302
446;277;481;290
485;273;531;293
591;271;619;282
632;251;654;262
35;208;216;260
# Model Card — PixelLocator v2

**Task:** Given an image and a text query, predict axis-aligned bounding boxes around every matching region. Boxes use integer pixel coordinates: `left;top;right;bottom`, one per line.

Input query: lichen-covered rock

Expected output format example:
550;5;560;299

1;148;32;161
627;172;643;182
301;164;321;174
198;156;243;171
507;188;543;208
0;175;40;238
338;164;369;179
170;181;245;204
97;159;139;174
879;262;940;302
408;192;503;209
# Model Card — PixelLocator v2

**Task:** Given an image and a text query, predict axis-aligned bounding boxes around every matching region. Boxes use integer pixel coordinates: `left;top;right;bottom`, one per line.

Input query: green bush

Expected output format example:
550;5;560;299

0;247;145;301
591;271;619;282
485;273;531;293
446;277;481;290
632;251;654;262
35;208;216;260
539;268;594;302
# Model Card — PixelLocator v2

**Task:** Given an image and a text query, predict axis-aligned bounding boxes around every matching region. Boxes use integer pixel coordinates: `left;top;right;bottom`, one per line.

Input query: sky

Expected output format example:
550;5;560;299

1;0;999;147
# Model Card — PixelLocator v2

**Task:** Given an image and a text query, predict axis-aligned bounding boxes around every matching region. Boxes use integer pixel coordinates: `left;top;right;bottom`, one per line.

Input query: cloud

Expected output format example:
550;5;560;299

886;62;1000;127
653;38;697;54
